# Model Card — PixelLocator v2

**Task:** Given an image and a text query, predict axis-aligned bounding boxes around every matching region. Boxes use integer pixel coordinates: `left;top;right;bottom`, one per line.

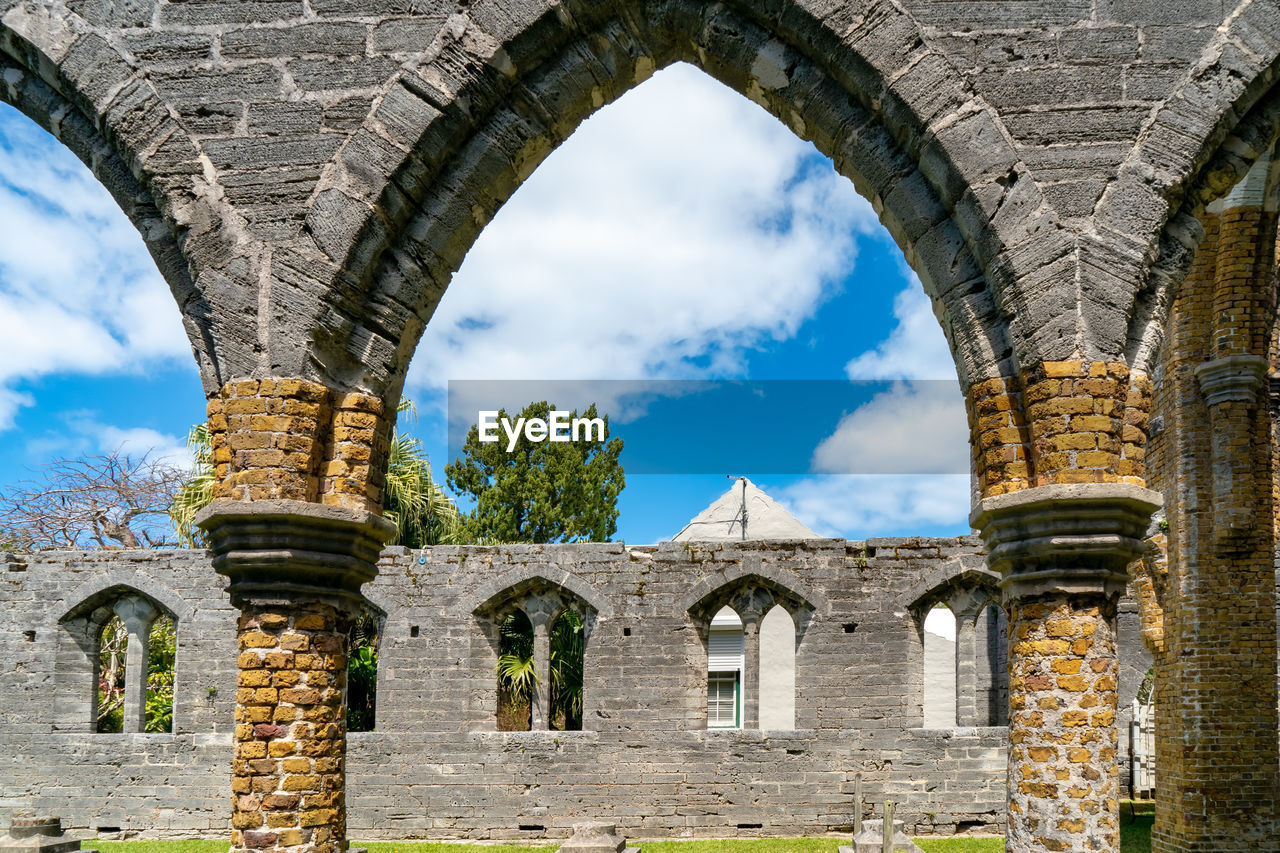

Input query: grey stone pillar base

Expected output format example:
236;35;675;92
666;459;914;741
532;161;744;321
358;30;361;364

841;818;924;853
0;816;97;853
195;498;396;610
970;483;1162;602
557;821;638;853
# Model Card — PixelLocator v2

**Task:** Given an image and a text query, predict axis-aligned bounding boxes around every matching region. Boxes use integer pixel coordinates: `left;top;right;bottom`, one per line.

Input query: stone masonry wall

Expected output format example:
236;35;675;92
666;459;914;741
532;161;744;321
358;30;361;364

0;539;1150;841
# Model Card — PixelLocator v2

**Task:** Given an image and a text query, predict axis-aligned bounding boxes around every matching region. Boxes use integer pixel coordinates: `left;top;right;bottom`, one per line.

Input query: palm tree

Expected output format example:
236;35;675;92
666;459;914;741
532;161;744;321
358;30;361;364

170;423;215;548
382;399;462;548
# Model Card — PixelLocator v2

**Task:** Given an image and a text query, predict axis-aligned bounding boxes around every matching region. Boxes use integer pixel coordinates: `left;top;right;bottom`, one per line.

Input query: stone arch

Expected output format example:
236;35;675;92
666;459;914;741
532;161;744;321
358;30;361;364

681;565;824;624
0;11;229;393
57;574;192;627
303;0;1040;400
465;566;611;619
56;581;181;735
898;561;1002;621
1099;5;1280;374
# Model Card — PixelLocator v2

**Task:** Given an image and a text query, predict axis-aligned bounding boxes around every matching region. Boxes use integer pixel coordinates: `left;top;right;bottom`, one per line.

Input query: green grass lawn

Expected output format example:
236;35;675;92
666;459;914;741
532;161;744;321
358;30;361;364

89;818;1154;853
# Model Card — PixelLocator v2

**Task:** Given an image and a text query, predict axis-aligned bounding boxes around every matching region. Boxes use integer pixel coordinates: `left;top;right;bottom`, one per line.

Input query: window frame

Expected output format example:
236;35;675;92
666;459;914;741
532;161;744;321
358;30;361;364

707;669;741;729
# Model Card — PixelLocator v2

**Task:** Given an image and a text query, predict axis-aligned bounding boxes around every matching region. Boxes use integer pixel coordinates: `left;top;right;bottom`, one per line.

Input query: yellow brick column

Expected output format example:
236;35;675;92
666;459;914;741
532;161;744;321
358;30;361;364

199;377;397;853
1144;188;1280;853
233;604;351;852
969;362;1159;853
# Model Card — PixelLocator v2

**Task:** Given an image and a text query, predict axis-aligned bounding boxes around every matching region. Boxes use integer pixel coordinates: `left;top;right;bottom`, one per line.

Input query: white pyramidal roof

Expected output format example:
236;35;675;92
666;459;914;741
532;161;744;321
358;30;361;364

669;478;821;541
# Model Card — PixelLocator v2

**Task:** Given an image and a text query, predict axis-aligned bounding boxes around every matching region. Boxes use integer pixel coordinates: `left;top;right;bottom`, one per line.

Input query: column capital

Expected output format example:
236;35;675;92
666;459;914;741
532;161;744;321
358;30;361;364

970;483;1161;602
196;498;395;611
1194;354;1268;406
112;596;158;633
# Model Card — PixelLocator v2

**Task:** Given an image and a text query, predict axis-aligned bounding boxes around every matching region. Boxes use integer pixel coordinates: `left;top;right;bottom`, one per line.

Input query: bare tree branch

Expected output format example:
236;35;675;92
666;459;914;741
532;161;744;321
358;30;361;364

0;449;187;550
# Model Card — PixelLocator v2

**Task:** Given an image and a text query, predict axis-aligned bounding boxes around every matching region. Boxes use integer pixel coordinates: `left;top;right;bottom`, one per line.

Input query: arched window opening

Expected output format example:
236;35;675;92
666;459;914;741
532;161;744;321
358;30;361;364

759;604;797;731
347;613;380;733
707;606;744;729
496;609;535;732
145;614;175;733
922;604;957;728
90;594;170;734
975;603;1008;727
96;614;127;733
549;609;584;731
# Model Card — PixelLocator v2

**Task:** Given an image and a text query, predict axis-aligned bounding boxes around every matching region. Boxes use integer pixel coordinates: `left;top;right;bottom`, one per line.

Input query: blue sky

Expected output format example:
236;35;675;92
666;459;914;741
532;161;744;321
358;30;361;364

0;63;972;545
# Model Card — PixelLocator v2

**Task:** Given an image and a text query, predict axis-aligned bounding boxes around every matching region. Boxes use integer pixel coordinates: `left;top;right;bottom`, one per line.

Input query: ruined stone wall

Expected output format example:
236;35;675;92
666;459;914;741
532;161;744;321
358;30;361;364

0;538;1153;841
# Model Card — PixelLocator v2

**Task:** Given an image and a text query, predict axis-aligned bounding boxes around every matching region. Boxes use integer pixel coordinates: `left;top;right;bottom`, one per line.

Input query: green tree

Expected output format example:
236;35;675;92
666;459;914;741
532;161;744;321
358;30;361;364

446;401;624;543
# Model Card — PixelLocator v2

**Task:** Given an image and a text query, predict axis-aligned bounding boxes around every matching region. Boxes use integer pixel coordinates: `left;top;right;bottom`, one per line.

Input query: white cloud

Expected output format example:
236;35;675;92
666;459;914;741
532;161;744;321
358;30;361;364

96;425;192;469
844;275;958;381
406;62;879;390
772;474;972;538
810;381;969;475
770;276;972;538
22;411;192;469
0;104;191;429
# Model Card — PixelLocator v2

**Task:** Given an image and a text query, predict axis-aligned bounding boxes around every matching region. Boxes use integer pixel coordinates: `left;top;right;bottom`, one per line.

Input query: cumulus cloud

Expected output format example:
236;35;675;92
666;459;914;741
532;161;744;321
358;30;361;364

810;381;969;475
772;474;972;538
844;274;958;381
0;105;191;429
406;62;879;390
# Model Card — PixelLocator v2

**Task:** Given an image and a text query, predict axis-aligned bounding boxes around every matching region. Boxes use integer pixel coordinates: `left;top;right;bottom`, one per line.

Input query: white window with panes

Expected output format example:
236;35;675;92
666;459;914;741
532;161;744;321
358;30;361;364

707;606;744;729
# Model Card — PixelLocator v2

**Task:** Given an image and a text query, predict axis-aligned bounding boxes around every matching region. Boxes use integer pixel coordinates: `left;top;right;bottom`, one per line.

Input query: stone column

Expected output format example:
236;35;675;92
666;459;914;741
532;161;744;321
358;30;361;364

742;610;760;730
952;610;979;728
198;499;394;853
112;597;158;734
530;617;551;731
973;483;1160;853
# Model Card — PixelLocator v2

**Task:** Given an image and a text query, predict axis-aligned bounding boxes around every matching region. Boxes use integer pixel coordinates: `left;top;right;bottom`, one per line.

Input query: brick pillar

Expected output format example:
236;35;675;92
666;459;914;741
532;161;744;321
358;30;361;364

968;359;1159;853
1143;172;1280;852
198;500;394;853
233;603;350;852
974;485;1159;853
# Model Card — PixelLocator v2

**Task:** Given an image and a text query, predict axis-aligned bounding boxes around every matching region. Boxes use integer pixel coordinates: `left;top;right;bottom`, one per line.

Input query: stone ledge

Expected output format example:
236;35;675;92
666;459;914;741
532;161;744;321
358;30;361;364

970;483;1161;600
195;498;396;610
1194;354;1268;406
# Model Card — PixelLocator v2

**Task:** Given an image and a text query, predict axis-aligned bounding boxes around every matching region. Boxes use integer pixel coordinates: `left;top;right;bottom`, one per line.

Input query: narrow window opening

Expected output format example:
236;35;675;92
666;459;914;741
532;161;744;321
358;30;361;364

97;615;127;733
759;604;797;730
23;630;35;642
707;606;744;729
409;625;419;638
922;604;957;728
976;602;1008;726
347;612;379;732
497;610;534;731
145;615;175;733
549;609;584;731
623;627;631;637
843;622;858;634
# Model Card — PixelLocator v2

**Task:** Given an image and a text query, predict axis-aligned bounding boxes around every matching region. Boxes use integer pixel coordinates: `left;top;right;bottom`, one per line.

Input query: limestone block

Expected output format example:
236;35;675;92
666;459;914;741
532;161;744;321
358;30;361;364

0;816;97;853
557;821;638;853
